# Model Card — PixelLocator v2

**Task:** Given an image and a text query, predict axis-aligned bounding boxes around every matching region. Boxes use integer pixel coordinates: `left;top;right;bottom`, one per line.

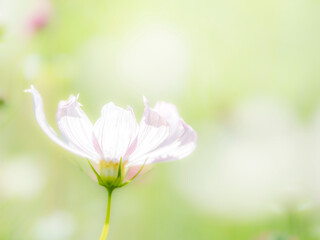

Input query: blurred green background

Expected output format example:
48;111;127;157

1;0;320;239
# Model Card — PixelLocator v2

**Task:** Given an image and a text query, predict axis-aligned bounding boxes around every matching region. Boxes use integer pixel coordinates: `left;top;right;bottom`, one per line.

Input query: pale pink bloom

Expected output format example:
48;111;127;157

25;0;52;34
25;85;197;182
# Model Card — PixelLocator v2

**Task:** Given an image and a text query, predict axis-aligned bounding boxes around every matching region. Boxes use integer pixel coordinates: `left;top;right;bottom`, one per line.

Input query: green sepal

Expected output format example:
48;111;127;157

117;157;123;179
120;158;147;187
107;157;122;187
88;158;148;191
88;160;104;186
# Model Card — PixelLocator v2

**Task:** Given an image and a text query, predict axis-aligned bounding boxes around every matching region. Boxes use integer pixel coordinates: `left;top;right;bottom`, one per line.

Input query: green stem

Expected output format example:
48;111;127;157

99;189;113;240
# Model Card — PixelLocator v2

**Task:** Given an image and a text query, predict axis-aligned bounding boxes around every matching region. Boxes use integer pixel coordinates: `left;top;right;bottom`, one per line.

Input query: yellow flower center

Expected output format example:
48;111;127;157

99;160;128;186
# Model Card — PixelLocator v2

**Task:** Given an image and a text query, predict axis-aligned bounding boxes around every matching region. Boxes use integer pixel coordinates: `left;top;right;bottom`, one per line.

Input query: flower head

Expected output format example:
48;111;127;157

25;85;197;189
25;0;52;34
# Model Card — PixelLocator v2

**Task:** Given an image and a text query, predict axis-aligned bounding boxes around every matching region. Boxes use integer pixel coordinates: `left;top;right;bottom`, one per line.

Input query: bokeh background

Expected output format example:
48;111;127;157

1;0;320;239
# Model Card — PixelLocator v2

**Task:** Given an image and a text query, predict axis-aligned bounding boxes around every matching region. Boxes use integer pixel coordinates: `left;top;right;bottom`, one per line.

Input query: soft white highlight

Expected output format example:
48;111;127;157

0;157;45;199
34;211;75;240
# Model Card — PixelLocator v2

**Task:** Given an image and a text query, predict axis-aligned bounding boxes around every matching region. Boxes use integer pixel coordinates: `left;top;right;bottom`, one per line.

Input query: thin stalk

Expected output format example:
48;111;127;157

99;189;113;240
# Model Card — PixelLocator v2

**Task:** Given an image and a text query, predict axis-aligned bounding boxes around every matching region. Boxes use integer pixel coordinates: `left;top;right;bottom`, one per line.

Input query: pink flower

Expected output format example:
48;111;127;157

25;85;197;187
25;0;52;34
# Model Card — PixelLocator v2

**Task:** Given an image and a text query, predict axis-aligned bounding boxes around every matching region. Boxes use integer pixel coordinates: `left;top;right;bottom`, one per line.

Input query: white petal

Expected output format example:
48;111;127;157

154;101;180;133
25;85;94;160
129;99;197;166
128;97;170;165
130;120;197;165
154;101;181;142
56;94;101;162
153;121;197;162
93;102;138;161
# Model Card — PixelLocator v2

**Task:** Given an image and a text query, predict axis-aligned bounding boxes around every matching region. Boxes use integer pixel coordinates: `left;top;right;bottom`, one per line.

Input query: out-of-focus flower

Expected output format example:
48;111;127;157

0;0;52;37
76;23;190;102
0;156;45;199
34;211;75;240
25;0;52;35
25;85;197;188
116;23;191;96
178;98;317;220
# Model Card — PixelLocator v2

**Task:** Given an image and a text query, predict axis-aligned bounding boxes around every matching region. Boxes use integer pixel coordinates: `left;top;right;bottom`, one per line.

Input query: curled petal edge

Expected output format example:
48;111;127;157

25;85;97;161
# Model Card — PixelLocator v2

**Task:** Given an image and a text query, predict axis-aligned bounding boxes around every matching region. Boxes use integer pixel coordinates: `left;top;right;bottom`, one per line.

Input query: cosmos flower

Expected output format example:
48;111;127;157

25;0;52;34
25;85;197;239
0;0;52;38
26;85;197;184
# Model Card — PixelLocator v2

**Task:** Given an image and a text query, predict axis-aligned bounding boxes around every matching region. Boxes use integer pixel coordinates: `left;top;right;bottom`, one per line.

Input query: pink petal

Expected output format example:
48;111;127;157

25;0;52;34
128;97;170;165
25;85;94;160
93;103;138;161
149;120;197;163
153;101;181;143
129;100;197;166
56;94;101;162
